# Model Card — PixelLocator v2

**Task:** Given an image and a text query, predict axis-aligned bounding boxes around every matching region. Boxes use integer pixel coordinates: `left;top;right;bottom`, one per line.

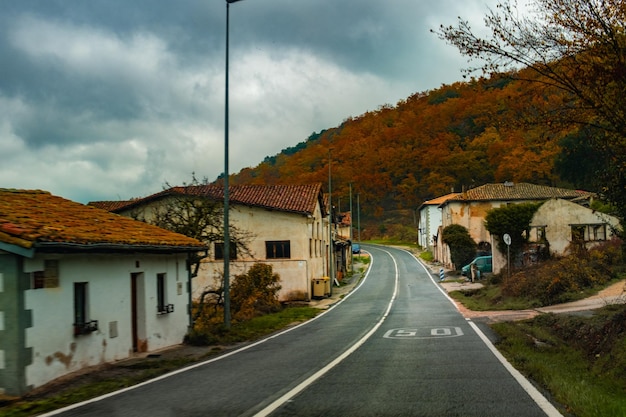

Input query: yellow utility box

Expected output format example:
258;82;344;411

312;277;330;298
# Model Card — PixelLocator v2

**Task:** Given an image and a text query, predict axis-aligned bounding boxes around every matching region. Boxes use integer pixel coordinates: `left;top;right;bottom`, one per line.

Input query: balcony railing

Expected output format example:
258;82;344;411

157;304;174;315
73;320;98;336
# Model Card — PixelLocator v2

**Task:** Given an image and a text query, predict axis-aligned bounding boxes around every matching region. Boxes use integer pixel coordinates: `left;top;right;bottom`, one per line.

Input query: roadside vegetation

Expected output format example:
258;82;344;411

449;240;624;310
446;240;626;417
494;305;626;417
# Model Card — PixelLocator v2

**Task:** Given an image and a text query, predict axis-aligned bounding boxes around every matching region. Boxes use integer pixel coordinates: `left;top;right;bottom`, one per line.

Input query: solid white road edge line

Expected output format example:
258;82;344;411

466;320;562;417
254;247;399;417
410;252;563;417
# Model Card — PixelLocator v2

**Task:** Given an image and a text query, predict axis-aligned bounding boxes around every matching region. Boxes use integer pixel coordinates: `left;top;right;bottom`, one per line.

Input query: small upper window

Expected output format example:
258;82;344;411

215;242;238;260
32;260;59;289
266;241;291;259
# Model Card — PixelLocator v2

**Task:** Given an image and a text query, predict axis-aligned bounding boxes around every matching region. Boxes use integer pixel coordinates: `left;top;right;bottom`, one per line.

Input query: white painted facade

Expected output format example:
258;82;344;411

418;205;441;251
21;252;190;390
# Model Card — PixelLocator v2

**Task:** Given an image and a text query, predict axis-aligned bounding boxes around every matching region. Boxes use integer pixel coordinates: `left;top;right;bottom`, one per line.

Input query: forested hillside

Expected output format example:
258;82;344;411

227;69;596;238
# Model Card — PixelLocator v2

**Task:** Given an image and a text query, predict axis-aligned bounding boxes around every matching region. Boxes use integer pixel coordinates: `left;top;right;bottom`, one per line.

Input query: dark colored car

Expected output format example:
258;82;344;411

461;255;492;277
352;243;361;254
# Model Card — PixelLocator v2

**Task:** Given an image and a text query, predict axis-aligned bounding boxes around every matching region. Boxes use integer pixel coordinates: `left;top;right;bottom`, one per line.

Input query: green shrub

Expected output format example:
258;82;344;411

442;224;477;270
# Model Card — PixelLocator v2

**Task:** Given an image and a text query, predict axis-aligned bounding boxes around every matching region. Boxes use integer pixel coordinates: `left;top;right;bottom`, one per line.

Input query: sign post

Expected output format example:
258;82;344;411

503;233;511;279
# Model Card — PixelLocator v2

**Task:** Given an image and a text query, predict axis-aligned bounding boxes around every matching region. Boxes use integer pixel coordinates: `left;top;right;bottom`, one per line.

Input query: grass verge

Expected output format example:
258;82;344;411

492;305;626;417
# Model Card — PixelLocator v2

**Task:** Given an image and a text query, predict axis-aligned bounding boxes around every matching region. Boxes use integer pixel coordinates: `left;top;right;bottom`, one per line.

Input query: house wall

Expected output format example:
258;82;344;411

491;236;508;275
199;204;327;301
440;201;501;268
530;199;621;255
7;252;190;393
442;201;504;245
0;253;32;396
418;205;441;251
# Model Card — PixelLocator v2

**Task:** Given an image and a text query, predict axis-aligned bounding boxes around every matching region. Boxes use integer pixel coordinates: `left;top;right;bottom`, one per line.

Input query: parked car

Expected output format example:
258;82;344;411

352;243;361;254
461;255;492;277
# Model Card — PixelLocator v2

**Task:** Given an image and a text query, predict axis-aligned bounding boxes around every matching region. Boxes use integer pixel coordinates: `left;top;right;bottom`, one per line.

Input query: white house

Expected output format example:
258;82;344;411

417;193;460;252
0;189;206;396
91;183;331;302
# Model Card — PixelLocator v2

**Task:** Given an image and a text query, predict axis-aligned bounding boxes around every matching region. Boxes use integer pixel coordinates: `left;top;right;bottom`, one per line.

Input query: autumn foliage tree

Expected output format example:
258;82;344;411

435;0;626;222
221;0;626;238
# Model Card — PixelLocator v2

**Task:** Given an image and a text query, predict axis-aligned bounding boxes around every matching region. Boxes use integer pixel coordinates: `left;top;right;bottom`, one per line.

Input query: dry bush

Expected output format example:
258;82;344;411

502;239;624;305
231;263;282;321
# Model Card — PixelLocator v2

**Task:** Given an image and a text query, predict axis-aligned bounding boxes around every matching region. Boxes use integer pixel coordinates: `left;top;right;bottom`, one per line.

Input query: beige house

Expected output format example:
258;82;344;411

528;198;621;255
91;183;331;301
435;182;593;271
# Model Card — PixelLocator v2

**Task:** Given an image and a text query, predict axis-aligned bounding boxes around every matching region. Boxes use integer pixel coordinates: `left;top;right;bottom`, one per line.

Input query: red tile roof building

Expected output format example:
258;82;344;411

90;183;326;217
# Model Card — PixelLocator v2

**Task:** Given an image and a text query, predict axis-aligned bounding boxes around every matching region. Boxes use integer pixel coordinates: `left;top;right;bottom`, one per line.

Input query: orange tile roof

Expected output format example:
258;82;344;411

446;183;592;203
0;189;206;251
93;183;326;217
420;192;462;207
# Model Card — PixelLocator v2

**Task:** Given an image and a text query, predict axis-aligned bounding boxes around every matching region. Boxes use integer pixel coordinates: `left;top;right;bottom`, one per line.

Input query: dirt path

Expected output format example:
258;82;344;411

441;279;626;323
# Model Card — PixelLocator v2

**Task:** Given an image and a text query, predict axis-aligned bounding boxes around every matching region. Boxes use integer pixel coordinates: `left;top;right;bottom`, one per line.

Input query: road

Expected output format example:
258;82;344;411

45;245;562;417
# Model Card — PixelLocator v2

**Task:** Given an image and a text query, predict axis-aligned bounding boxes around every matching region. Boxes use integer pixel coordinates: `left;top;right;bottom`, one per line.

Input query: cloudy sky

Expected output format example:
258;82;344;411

0;0;497;203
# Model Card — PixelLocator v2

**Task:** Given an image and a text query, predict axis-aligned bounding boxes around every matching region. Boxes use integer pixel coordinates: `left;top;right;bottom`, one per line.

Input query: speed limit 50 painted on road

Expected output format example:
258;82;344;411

383;327;464;339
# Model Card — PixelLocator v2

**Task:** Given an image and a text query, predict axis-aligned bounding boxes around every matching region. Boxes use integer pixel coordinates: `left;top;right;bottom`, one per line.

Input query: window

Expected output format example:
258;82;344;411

214;242;237;260
156;273;174;314
73;282;97;335
527;226;547;243
266;240;291;259
74;282;88;325
571;224;607;242
591;224;607;241
157;273;166;312
571;225;586;242
31;259;59;289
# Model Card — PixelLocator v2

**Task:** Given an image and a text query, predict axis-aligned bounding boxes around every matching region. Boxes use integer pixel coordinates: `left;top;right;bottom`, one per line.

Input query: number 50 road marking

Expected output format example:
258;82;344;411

383;327;464;339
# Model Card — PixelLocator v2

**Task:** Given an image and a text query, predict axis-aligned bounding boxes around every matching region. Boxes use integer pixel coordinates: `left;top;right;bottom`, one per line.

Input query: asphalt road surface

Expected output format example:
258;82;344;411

44;245;562;417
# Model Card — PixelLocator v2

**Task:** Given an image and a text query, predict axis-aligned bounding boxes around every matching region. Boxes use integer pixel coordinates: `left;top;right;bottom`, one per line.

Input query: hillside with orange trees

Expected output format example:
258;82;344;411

228;69;598;237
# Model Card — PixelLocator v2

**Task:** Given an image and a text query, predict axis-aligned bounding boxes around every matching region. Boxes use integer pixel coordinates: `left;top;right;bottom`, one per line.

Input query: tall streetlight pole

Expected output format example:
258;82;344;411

349;183;353;273
224;0;244;328
327;149;334;294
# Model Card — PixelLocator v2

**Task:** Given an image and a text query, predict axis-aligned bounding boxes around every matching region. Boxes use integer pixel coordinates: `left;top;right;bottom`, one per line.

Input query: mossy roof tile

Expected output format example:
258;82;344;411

0;189;206;250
